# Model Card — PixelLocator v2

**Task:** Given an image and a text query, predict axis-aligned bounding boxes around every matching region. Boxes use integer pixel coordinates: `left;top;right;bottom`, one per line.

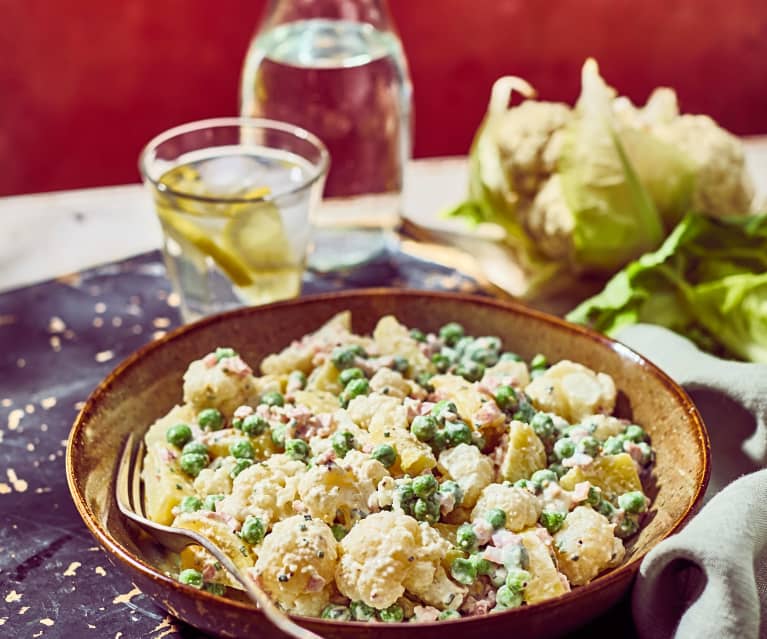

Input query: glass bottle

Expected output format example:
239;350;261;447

240;0;413;270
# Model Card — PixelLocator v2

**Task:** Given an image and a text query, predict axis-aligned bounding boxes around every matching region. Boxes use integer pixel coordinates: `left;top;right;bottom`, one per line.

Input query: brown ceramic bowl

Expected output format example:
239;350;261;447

66;289;710;639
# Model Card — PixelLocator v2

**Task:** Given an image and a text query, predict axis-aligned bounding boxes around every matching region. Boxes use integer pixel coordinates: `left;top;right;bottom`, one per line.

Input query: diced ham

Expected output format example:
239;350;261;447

201;563;218;581
419;401;436;415
567;427;591;444
491;529;521;548
202;353;218;368
482;545;506;565
160;447;178;463
438;490;456;516
624;441;645;466
473;519;495;546
305;574;326;593
413;606;441;622
219;356;252;378
572;481;591;503
233;405;254;419
472;400;503;428
403;397;422;421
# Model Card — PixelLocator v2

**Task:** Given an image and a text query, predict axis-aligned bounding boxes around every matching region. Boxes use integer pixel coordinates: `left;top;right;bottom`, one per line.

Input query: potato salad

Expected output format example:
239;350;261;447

141;312;654;622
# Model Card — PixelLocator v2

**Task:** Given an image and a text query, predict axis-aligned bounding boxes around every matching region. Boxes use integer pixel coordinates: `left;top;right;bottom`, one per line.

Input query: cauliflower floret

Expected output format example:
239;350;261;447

368;367;412;399
524;174;575;260
654;114;754;217
553;506;625;586
298;452;389;523
346;392;403;431
193;457;237;497
217;454;305;527
183;354;258;417
437;444;495;508
335;511;457;610
253;515;338;616
525;360;616;422
471;483;541;531
496;100;573;199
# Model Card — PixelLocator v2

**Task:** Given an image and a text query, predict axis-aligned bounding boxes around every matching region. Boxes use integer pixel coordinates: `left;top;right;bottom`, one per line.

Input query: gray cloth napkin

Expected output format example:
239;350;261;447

614;324;767;639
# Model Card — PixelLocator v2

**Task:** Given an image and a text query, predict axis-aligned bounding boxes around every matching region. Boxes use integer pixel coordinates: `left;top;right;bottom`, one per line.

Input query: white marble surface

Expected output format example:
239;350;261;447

1;141;765;294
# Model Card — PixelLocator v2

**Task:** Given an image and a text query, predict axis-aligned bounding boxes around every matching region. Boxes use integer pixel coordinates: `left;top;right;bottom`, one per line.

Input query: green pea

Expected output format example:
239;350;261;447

241;414;268;437
392;356;409;374
182;441;208;456
603;435;626;455
450;557;477;585
379;603;404;623
438;609;461;620
260;391;284;407
411;414;437;442
618;491;648;514
413;496;440;523
339;367;365;385
320;604;351;620
553;437;576;460
587;485;602;506
548;462;567;478
197;408;224;431
439;480;464;507
395;482;416;506
503;544;529;570
615;515;639;539
539;510;567;534
495;584;523;609
350;600;376;621
530;412;555;440
214;347;236;362
270;423;286;449
439;322;465;346
494;384;518;410
412;474;438;498
530;353;548;370
331;524;347;541
179;495;203;513
636;442;653;465
203;494;224;511
531;469;558;486
624;424;647;442
597;500;616;518
488;565;508;588
230;458;253;478
415;372;434;391
409;328;426;343
240;515;265;545
430;429;449;453
514;479;532;490
456;360;484;382
371;444;397;468
331;430;355;458
285;438;309;461
431;400;458;421
512;398;536;424
345;378;369;399
179;568;203;588
500;351;523;362
453;336;473;356
431;353;451;373
445;421;473;447
505;568;531;593
331;345;366;370
166;423;192;448
287;370;307;390
578;436;600;457
229;438;255;460
179;453;208;477
456;523;477;551
469;553;492;576
469;347;499;367
231;417;243;430
485;508;507;530
203;582;226;596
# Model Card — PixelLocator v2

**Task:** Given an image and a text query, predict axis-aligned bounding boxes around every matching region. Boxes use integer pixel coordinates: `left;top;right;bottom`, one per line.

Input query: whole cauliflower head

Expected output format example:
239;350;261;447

654;114;755;216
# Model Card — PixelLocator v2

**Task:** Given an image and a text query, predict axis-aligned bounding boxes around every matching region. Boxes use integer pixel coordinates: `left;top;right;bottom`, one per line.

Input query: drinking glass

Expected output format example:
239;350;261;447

240;0;412;270
139;117;329;322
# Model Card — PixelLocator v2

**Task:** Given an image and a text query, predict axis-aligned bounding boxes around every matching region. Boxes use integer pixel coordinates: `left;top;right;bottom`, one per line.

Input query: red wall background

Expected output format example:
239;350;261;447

1;0;766;196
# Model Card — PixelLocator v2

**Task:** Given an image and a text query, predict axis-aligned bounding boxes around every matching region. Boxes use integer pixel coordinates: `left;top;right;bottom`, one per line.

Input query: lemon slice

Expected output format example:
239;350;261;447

220;201;293;270
156;202;254;287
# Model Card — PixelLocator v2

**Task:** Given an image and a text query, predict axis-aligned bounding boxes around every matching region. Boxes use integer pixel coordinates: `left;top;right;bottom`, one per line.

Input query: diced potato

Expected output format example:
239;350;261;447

499;421;547;483
437;444;494;508
518;529;568;604
142;443;194;525
306;359;342;395
369;424;436;475
174;511;256;573
483;359;531;388
292;389;339;414
199;428;276;461
430;374;482;426
559;453;642;500
373;315;434;374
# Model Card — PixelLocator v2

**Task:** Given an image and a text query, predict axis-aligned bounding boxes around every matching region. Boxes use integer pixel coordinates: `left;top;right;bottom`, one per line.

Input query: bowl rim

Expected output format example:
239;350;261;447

65;288;711;630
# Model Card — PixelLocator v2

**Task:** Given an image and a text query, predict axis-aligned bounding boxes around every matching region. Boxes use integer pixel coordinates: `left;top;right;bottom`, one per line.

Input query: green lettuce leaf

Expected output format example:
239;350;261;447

567;213;767;362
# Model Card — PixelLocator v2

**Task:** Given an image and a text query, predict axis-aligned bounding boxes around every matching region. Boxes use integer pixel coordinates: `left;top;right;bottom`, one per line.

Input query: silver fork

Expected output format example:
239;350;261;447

116;432;324;639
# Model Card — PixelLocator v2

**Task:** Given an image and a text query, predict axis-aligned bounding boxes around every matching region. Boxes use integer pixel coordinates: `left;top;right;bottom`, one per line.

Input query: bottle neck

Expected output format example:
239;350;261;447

262;0;392;30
